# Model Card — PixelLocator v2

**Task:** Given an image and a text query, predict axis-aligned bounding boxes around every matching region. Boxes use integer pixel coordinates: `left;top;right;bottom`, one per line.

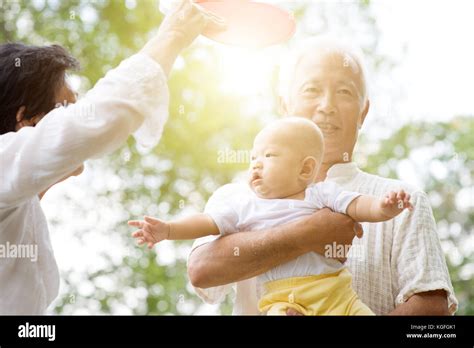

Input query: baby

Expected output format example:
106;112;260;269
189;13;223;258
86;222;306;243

128;118;413;315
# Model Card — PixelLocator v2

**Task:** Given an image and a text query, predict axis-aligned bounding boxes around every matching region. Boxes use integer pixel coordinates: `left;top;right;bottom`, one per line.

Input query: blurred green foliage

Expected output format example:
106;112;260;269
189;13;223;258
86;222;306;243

361;116;474;314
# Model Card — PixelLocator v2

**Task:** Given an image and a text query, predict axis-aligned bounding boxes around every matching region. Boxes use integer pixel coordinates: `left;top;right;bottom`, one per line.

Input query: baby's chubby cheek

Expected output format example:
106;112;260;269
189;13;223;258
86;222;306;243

255;184;267;196
249;178;270;198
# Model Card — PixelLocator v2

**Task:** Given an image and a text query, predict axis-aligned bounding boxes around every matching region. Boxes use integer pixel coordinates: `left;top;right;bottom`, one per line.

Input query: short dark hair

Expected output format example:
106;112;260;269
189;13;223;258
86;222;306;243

0;43;80;135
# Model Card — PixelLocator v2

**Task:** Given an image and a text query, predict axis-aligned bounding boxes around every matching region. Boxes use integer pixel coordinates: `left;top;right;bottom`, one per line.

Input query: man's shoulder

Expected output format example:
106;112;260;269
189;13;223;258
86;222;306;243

356;169;422;195
356;170;434;218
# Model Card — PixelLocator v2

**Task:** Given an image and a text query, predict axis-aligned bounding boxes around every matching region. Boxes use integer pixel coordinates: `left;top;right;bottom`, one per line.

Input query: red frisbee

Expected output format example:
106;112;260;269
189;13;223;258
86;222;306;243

196;0;296;48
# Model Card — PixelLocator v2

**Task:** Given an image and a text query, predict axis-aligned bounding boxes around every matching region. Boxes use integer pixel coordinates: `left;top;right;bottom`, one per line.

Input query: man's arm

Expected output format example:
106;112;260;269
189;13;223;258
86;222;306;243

286;290;450;316
389;290;450;315
188;208;363;289
390;190;457;315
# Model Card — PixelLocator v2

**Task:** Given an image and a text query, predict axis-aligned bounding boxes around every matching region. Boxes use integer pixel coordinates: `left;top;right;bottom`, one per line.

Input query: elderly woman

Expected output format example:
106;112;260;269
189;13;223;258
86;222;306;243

0;0;224;314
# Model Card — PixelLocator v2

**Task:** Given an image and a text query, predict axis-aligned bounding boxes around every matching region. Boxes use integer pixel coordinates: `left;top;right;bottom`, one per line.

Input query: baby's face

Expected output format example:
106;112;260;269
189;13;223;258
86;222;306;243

248;128;305;199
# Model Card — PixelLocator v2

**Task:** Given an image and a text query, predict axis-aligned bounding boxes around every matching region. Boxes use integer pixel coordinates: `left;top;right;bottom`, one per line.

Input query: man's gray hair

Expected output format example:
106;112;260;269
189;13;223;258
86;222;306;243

278;36;369;105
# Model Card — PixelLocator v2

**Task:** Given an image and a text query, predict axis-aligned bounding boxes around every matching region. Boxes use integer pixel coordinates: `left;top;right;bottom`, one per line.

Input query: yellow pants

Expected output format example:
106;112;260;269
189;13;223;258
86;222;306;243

258;268;374;315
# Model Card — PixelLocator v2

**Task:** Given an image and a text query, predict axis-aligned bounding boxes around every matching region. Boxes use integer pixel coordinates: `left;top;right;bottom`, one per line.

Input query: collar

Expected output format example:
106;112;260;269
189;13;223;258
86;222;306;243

326;162;361;181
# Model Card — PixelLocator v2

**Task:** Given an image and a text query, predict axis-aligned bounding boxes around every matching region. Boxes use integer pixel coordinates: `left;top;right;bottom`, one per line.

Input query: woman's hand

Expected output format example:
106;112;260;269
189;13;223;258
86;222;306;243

158;0;226;51
142;0;226;75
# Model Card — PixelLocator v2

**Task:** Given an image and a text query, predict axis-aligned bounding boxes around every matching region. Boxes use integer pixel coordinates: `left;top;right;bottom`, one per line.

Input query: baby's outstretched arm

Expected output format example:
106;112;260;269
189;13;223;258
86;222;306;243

346;189;414;223
128;214;220;249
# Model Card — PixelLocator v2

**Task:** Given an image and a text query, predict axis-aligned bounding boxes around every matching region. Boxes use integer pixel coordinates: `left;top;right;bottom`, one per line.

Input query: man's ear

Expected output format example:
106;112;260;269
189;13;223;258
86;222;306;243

358;99;370;129
277;95;289;116
299;156;317;181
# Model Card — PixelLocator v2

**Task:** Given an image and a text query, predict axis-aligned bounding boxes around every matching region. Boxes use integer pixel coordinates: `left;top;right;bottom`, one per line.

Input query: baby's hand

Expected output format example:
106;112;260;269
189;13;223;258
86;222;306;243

128;216;170;249
380;190;414;218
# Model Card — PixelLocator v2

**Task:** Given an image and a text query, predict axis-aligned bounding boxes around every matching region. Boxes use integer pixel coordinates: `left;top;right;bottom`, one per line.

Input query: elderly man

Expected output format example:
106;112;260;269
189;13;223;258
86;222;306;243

187;38;457;315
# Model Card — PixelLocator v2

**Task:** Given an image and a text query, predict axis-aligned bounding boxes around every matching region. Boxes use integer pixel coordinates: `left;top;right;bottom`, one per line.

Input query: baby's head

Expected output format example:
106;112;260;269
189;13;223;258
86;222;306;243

249;117;324;199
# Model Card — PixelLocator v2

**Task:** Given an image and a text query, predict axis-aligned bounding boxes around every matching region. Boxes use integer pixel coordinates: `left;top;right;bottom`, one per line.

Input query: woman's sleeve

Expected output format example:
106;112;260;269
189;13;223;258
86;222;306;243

0;53;169;209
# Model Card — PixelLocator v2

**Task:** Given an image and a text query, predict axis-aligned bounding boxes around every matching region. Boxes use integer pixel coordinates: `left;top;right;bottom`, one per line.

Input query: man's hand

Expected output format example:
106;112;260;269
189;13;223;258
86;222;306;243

128;216;170;249
286;308;304;316
284;210;363;316
305;208;363;263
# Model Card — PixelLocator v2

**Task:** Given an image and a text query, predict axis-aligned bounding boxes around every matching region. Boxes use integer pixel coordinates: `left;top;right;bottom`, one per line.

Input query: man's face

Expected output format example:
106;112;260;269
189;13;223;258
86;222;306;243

282;51;369;165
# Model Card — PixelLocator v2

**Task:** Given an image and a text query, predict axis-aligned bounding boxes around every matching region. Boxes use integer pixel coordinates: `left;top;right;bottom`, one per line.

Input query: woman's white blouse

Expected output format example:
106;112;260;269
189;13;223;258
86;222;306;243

0;53;169;314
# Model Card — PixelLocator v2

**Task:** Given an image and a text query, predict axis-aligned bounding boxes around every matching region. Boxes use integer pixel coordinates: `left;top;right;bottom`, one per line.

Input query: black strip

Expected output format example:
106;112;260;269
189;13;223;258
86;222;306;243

0;315;473;346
